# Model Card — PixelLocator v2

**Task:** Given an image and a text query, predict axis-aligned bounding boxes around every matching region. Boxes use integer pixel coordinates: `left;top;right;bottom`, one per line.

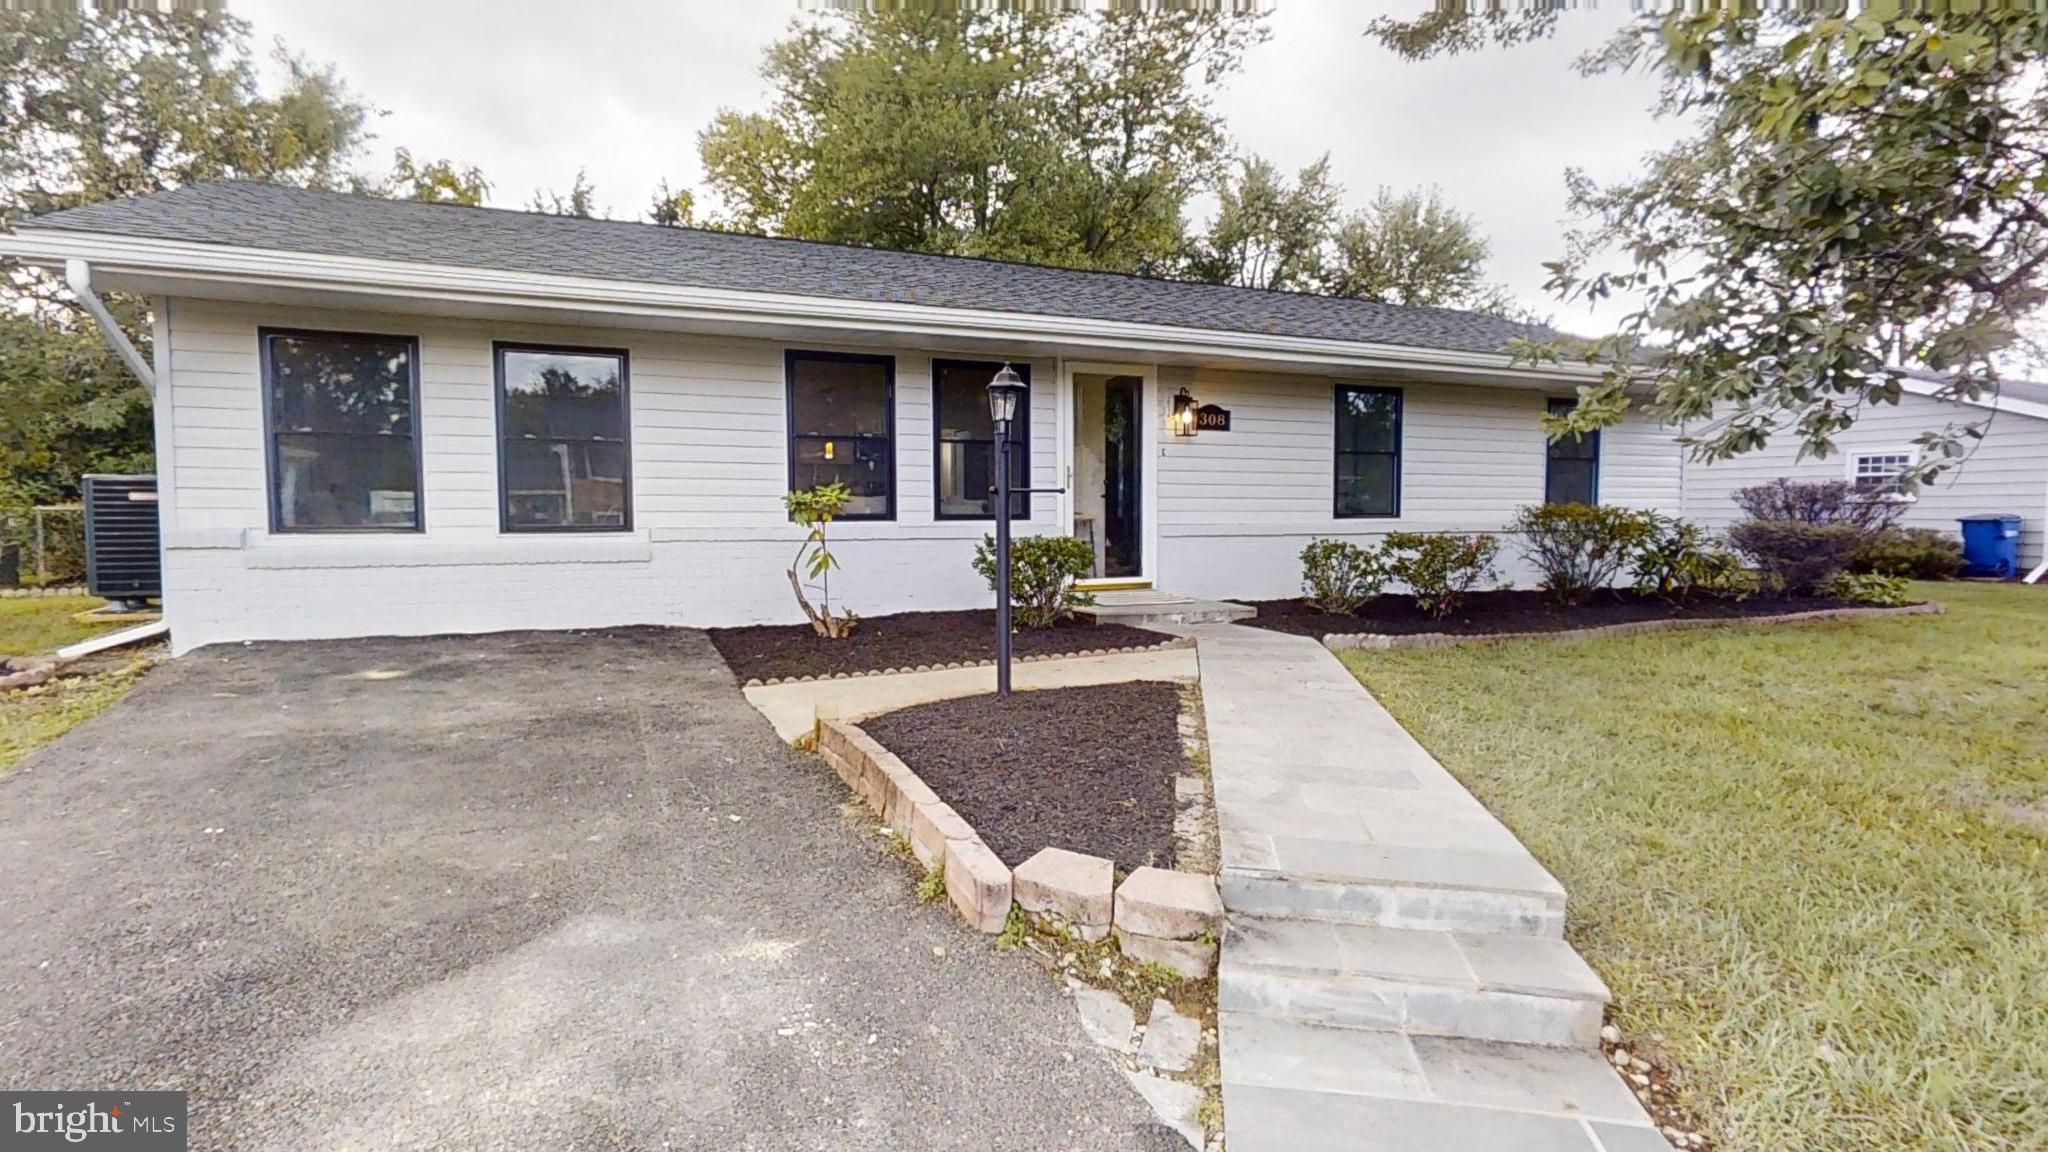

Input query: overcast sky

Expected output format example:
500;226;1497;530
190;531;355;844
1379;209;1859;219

237;0;1675;329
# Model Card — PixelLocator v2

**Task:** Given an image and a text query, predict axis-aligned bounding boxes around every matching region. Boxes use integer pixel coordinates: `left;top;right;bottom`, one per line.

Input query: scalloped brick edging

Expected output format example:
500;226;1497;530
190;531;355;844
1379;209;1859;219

742;636;1194;688
814;717;1220;976
1320;600;1946;652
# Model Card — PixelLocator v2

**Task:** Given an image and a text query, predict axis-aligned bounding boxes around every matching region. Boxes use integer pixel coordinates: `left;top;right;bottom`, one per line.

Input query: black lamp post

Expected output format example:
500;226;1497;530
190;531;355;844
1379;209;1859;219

987;364;1027;695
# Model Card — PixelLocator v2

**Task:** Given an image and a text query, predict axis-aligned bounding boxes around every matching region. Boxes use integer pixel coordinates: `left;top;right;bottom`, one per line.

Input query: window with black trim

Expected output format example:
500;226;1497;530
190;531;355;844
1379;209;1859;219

787;351;894;520
934;359;1028;519
262;328;421;532
496;344;631;531
1544;398;1599;505
1334;385;1401;518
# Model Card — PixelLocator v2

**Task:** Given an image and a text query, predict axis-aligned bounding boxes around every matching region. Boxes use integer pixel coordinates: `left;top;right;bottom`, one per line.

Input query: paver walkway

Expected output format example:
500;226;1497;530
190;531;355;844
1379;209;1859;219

1186;623;1675;1152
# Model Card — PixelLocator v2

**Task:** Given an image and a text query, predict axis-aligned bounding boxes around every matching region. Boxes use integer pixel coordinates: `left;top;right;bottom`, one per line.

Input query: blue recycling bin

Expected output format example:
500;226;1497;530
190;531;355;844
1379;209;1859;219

1958;514;2023;578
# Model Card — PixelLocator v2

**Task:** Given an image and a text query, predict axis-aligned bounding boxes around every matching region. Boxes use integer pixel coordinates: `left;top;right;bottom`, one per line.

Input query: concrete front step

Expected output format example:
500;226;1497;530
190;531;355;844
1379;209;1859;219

1218;918;1608;1048
1221;866;1567;938
1078;592;1255;629
1218;1013;1667;1148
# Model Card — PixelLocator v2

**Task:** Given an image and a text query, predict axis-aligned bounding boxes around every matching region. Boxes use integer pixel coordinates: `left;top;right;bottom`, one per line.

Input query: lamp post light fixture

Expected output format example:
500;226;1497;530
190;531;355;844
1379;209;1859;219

986;363;1058;697
1170;387;1199;436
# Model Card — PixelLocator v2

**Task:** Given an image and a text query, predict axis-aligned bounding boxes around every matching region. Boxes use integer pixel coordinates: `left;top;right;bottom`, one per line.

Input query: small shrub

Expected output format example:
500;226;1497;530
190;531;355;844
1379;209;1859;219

1509;503;1658;606
1822;571;1914;607
1383;532;1501;619
1728;479;1900;597
1728;520;1864;596
1733;478;1902;534
784;483;858;638
1852;527;1963;580
1299;538;1388;614
972;534;1097;629
1631;515;1745;600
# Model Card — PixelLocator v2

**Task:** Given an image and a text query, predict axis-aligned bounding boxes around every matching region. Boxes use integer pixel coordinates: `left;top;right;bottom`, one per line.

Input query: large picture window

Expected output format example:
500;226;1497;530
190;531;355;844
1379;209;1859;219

787;351;894;520
933;359;1028;519
1334;384;1402;518
496;344;631;531
1544;398;1600;505
262;328;421;532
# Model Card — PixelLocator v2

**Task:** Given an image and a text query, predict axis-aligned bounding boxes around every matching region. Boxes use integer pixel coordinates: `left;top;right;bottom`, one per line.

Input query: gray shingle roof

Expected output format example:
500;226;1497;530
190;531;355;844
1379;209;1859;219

20;181;1556;357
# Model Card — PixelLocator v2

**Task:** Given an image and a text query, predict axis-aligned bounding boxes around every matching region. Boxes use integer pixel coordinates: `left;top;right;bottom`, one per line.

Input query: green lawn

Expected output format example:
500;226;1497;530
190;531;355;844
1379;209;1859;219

1341;583;2046;1152
1;595;154;772
0;594;124;655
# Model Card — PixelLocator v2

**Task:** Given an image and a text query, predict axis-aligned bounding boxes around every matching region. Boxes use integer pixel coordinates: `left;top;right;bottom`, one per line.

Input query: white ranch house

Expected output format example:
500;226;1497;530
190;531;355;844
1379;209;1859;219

8;182;1696;654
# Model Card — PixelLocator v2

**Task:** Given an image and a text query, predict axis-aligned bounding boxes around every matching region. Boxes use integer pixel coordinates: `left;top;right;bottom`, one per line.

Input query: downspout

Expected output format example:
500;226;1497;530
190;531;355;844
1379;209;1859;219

65;258;155;396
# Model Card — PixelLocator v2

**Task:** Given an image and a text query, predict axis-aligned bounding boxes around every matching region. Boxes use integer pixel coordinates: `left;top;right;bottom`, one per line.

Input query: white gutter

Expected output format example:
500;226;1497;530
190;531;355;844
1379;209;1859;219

55;618;169;662
64;258;156;396
5;229;1605;386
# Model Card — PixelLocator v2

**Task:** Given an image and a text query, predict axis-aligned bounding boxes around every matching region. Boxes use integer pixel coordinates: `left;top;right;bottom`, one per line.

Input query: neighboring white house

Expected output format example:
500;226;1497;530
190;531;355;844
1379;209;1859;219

2;182;1684;655
1681;379;2048;573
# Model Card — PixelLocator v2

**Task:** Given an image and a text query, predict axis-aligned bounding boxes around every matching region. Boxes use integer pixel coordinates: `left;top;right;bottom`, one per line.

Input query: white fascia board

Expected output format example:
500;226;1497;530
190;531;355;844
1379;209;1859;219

1899;375;2048;422
1;228;1605;386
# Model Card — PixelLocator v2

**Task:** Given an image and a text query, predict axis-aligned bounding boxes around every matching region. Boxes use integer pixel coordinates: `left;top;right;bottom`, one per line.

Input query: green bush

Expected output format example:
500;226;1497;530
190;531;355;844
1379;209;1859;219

1822;571;1914;607
1728;479;1897;597
1728;520;1864;596
1631;515;1745;600
1299;538;1388;614
1383;532;1500;619
1509;503;1657;606
973;534;1097;629
1851;527;1963;580
783;483;857;638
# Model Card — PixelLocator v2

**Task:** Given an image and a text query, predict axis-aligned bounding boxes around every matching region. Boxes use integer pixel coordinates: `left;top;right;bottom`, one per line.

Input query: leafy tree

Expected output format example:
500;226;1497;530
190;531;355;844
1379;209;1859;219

1186;155;1340;291
0;9;376;532
698;11;1264;271
529;170;600;218
1373;9;2048;481
1323;187;1494;309
382;148;490;206
647;180;699;227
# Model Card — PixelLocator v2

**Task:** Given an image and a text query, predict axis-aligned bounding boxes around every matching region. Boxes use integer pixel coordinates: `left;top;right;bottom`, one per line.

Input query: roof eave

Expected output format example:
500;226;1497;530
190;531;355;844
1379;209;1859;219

2;227;1606;385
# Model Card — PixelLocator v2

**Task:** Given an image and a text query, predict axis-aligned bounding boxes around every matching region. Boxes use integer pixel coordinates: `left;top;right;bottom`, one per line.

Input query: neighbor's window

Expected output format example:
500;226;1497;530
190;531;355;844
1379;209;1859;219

496;344;631;531
1851;450;1916;500
934;359;1028;519
1334;384;1402;518
787;350;894;519
263;328;421;532
1544;398;1600;506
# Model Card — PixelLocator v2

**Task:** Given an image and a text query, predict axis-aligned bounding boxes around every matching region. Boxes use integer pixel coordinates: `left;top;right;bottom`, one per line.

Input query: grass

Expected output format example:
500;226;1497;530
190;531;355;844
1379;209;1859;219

0;594;125;656
1;594;156;773
1340;583;2047;1152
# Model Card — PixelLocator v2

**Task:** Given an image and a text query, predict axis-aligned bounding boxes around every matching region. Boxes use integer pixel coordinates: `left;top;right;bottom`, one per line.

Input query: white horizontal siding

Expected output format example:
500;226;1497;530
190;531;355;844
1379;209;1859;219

1154;368;1682;600
155;298;1687;651
1681;393;2048;568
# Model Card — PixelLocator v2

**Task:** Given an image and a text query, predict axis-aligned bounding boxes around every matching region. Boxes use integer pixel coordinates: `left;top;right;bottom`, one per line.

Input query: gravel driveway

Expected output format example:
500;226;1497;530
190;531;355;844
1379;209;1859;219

0;628;1175;1151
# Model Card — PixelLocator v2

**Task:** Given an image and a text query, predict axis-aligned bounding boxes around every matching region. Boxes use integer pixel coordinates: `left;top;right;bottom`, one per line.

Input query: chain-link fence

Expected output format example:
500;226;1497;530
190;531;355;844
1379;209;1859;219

0;505;86;588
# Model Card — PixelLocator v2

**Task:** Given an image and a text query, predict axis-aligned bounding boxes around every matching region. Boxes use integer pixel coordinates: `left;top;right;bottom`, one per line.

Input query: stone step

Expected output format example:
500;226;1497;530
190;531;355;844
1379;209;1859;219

1078;595;1255;629
1217;1013;1667;1151
1217;919;1608;1048
1221;867;1567;938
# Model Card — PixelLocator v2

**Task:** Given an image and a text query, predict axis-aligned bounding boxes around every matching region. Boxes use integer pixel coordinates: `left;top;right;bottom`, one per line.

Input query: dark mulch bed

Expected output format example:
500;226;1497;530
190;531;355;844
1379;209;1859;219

708;610;1167;683
859;681;1184;874
1242;588;1876;638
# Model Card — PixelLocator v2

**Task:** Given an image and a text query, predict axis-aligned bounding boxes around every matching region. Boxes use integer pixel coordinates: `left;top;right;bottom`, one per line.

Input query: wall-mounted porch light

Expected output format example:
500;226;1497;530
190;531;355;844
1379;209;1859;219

1170;387;1199;437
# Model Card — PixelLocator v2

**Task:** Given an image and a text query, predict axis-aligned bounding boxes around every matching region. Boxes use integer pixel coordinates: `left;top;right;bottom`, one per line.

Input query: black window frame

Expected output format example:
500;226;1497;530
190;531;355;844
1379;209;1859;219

259;326;425;535
785;349;897;522
1333;383;1403;519
1543;397;1600;506
493;341;634;534
931;358;1030;521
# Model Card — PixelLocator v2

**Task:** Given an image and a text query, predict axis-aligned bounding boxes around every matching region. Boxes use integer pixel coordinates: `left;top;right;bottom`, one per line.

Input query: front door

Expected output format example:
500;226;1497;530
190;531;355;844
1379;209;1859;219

1071;372;1145;581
